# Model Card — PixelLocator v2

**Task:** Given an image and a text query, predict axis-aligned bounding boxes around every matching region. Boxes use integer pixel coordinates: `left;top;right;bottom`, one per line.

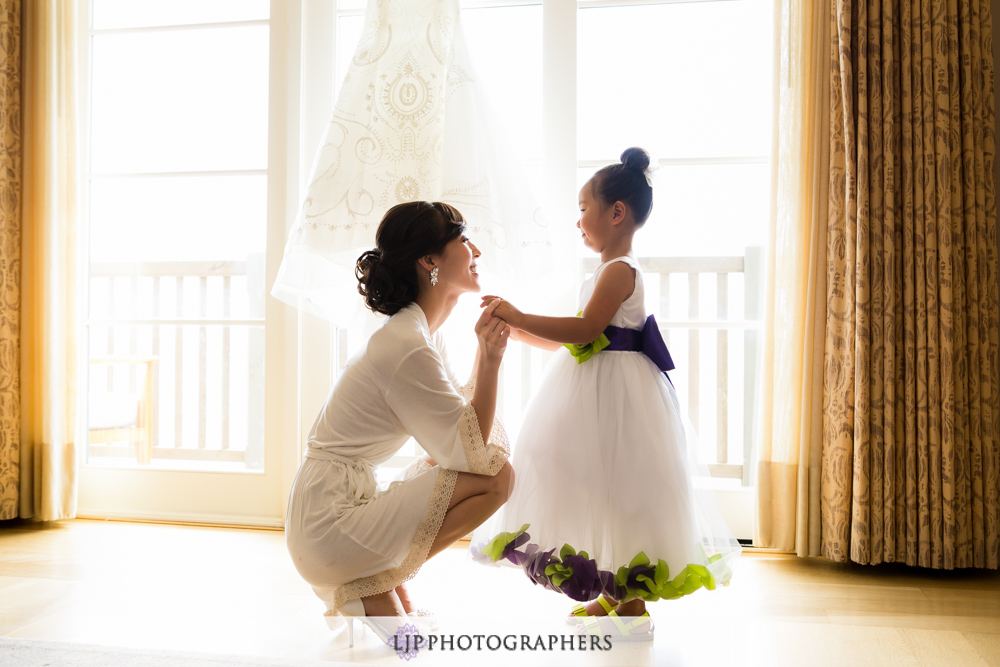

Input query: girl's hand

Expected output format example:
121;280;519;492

476;299;510;366
480;295;523;328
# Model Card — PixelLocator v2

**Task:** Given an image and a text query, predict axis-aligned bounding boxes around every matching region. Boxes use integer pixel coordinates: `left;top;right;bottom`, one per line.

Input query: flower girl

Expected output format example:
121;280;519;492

472;147;740;641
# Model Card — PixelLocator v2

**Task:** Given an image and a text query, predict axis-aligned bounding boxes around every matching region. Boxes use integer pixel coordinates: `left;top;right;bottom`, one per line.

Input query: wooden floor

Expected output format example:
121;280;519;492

1;519;998;666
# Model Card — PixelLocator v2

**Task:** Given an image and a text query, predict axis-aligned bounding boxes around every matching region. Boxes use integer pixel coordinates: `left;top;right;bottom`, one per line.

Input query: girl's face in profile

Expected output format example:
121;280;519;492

577;181;612;252
434;232;481;294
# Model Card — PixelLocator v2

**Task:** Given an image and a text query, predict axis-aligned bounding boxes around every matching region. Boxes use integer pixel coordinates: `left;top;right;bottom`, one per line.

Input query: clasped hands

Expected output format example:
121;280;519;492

479;296;525;343
475;296;528;364
475;298;514;365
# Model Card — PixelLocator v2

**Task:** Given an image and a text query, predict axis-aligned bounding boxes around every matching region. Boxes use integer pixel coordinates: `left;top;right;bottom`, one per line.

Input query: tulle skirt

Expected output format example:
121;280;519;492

471;348;741;602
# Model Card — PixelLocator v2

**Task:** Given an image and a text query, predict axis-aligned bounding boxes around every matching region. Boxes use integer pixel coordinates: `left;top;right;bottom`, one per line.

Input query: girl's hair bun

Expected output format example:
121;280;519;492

620;147;651;173
588;147;654;226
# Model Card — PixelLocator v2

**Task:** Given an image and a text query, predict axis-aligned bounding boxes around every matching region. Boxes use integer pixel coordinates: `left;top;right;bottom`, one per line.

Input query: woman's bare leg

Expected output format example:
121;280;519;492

394;582;415;614
363;462;512;616
427;461;513;558
359;589;407;617
361;463;514;616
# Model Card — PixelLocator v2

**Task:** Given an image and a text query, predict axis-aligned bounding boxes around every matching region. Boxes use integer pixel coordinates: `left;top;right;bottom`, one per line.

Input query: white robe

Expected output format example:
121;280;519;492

285;303;508;612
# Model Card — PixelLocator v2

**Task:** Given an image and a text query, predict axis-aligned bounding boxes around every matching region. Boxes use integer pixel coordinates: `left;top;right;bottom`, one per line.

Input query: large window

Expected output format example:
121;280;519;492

75;0;769;528
84;1;271;472
330;0;772;488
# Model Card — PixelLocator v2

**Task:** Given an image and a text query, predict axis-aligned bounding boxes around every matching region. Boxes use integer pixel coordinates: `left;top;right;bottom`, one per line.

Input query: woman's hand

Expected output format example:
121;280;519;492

480;295;523;328
470;301;506;444
476;299;510;366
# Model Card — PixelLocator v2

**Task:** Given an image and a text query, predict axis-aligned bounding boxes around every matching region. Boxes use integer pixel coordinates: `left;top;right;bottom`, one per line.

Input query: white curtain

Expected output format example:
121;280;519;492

19;0;82;521
754;0;830;552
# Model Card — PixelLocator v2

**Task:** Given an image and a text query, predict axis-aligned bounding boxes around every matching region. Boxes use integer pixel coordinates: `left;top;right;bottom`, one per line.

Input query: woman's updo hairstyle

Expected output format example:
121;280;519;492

356;201;467;316
589;147;654;226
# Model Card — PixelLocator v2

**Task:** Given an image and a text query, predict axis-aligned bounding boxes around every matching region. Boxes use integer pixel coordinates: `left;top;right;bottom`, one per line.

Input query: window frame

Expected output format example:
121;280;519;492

75;0;296;526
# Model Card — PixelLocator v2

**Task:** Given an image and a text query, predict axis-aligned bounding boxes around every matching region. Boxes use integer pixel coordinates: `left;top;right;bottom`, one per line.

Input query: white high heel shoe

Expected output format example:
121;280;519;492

407;609;439;631
336;599;396;648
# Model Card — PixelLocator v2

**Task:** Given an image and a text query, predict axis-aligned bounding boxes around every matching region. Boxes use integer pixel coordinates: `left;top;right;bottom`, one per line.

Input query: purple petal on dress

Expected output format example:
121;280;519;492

557;554;602;602
598;570;625;601
501;531;532;563
523;547;559;592
626;565;656;592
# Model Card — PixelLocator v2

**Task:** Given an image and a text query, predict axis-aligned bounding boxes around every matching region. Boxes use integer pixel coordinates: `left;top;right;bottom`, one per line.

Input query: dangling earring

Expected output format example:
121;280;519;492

430;266;439;287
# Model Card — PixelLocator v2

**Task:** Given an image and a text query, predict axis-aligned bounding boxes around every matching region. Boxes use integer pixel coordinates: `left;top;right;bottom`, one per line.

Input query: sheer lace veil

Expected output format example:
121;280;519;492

271;0;560;326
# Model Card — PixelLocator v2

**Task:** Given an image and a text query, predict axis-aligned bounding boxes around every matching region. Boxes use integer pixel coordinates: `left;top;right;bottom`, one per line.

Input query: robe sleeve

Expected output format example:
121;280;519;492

385;346;508;476
433;330;476;399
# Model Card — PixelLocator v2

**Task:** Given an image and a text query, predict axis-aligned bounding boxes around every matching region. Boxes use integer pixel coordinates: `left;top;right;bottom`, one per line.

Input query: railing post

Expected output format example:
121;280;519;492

174;280;184;449
151;276;160;449
222;276;231;451
129;276;138;393
717;273;728;465
687;273;699;434
138;360;154;465
659;272;671;346
198;276;208;450
743;246;763;486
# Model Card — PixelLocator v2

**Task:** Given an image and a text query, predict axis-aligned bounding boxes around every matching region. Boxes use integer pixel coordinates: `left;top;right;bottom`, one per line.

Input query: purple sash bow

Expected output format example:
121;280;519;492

603;314;675;377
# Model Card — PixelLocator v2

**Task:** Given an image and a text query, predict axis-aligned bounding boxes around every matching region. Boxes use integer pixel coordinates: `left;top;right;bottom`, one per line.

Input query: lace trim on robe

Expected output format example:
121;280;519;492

460;377;476;401
329;465;459;614
458;402;510;476
401;457;433;480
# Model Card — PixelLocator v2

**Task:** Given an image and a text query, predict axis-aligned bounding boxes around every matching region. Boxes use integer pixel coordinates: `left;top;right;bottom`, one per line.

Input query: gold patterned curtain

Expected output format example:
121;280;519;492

0;0;21;521
824;0;1000;568
19;0;81;521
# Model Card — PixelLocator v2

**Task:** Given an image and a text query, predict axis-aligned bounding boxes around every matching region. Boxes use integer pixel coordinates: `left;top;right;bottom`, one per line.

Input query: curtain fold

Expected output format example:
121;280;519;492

0;0;21;521
19;0;81;521
754;0;832;553
824;0;999;568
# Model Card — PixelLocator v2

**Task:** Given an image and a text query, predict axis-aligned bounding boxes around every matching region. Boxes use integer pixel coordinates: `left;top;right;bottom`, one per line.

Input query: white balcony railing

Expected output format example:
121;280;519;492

86;259;265;469
86;251;762;483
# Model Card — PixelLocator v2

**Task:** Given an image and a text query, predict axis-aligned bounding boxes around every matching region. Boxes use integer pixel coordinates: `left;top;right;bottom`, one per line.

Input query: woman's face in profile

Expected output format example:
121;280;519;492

434;233;481;294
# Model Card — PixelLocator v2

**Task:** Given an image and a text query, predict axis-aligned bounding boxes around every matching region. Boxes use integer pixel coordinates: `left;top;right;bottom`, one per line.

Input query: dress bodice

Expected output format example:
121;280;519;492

578;254;646;330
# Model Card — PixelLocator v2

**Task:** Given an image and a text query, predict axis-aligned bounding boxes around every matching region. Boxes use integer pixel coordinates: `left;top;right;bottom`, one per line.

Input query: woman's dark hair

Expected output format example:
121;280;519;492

355;201;467;316
589;147;654;226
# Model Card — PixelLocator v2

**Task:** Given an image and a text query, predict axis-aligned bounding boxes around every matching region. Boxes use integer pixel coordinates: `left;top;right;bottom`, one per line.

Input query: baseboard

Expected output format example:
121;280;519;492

75;510;284;530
